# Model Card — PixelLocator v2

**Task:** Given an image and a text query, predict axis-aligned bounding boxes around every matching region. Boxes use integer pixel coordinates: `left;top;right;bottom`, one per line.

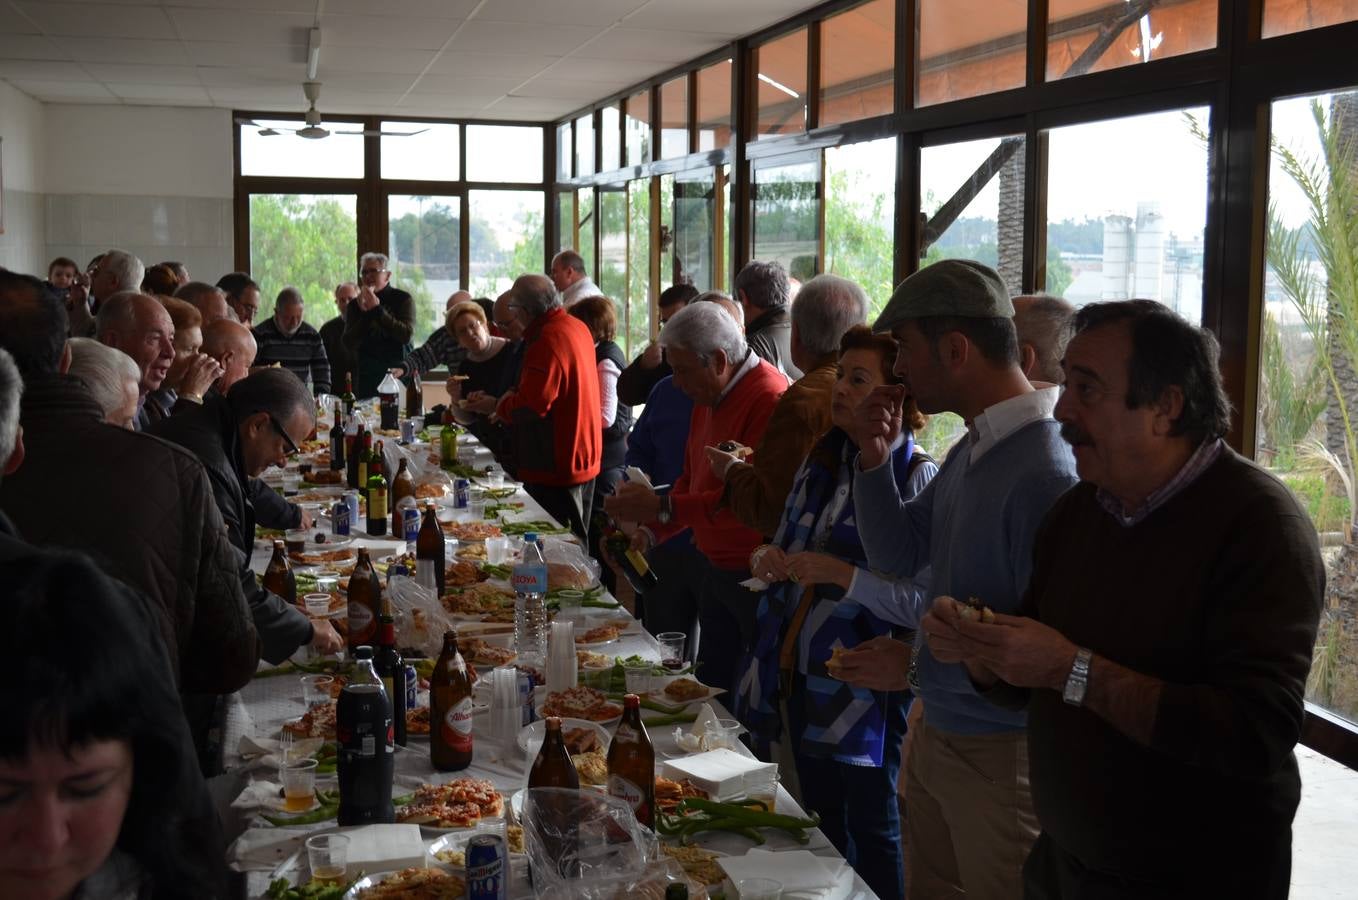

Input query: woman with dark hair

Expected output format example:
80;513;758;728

0;550;226;899
733;325;936;900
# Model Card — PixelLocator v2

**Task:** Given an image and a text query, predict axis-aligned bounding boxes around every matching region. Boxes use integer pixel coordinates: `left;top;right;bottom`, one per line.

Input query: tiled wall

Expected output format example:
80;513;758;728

0;188;45;275
45;193;233;284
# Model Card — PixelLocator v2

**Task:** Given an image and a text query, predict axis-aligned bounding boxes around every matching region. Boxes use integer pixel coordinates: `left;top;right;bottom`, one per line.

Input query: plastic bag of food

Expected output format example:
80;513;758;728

386;574;452;658
522;789;654;898
541;537;601;591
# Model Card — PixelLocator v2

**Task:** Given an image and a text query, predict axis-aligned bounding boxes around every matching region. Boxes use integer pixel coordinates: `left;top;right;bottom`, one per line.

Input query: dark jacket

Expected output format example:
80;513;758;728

149;394;314;664
747;306;802;381
0;374;259;693
320;315;354;396
597;340;633;472
343;284;415;398
616;354;672;408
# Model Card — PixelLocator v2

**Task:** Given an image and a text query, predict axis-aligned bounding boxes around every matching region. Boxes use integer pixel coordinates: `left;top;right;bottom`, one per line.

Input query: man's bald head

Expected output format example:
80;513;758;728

175;281;235;325
492;291;524;342
1013;294;1076;385
201;318;258;392
445;290;472;313
95;292;176;396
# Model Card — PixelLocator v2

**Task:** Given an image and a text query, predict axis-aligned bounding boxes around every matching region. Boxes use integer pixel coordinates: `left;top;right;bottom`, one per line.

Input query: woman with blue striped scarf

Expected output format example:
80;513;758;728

734;325;936;900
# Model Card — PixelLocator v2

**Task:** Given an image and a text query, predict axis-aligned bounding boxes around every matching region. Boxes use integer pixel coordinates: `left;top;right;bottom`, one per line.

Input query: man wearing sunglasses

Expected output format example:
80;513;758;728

343;251;415;398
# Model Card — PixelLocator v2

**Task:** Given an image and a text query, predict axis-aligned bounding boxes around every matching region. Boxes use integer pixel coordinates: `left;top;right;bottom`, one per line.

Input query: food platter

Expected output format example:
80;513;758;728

342;867;466;899
516;717;611;755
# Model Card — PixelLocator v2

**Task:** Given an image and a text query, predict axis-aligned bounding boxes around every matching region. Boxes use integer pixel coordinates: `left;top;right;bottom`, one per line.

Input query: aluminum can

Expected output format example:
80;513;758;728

344;490;360;526
404;664;418;713
331;497;351;536
400;418;415;443
402;506;421;542
454;478;471;509
466;834;507;900
517;670;536;726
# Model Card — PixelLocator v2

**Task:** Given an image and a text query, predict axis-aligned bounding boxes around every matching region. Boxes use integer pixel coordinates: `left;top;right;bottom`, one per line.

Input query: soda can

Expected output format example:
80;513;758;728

399;418;415;444
517;671;536;726
402;506;421;542
331;498;351;536
404;664;418;713
466;834;507;900
344;490;360;526
454;478;471;509
387;562;409;584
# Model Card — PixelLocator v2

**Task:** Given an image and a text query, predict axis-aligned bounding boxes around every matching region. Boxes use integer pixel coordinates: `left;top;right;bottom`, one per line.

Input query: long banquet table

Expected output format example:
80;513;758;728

221;426;877;899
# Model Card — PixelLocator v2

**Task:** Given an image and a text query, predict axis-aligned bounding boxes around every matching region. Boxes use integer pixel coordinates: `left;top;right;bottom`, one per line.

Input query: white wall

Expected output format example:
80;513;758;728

0;79;46;273
43;104;236;283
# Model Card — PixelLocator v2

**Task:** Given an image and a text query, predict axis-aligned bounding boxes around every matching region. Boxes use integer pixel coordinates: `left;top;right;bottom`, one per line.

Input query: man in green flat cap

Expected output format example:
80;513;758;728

839;259;1078;900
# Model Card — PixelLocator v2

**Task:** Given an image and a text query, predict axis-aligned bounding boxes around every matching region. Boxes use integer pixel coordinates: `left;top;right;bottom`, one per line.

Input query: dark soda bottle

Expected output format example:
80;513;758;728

336;646;394;825
375;615;407;747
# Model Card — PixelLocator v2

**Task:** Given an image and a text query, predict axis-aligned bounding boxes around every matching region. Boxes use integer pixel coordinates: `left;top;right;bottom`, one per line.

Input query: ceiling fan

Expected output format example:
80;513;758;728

235;81;428;141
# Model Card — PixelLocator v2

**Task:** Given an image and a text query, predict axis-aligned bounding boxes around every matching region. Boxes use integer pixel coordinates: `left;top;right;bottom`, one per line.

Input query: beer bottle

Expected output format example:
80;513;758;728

357;432;374;499
529;716;580;790
416;501;446;596
262;539;297;605
330;401;346;472
347;422;364;490
430;630;474;771
341;372;356;419
390;458;416;537
366;448;389;537
406;368;423;418
347;548;381;652
336;646;395;825
606;694;655;828
375;614;407;747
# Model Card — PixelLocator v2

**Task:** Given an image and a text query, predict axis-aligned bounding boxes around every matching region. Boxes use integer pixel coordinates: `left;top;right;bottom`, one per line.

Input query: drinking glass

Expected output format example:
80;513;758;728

655;632;687;669
484;466;506;489
306;834;350;884
279;759;318;812
303;593;331;617
702;717;742;751
486;536;511;565
300;674;334;709
624;665;652;695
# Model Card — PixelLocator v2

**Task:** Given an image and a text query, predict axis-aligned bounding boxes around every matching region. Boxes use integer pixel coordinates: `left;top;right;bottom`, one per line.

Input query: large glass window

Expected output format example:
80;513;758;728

240;121;363;178
825;138;896;318
754;28;809;139
752;156;820;281
919;133;1026;293
387;195;460;344
469;190;543;297
659;174;675;287
674;169;716;292
1263;1;1358;38
625;89;651;166
598;187;630;353
1258;88;1358;729
380;122;459;181
628;178;652;351
697;60;733;152
661;75;690;159
556;123;572;181
820;0;894;126
1047;0;1216;82
601;105;622;173
576;114;595;178
916;0;1025;107
1044;107;1210;322
466;125;543;184
249;193;357;318
723;163;734;292
577;188;596;279
557;192;575;255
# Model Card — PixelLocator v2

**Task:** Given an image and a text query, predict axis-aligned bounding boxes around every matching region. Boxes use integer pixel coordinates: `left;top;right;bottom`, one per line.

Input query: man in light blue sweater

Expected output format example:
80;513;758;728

848;259;1078;900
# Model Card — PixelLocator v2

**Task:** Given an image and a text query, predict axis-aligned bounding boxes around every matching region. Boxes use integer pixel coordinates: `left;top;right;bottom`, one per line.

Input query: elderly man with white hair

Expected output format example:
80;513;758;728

606;300;787;695
95;291;176;431
343;251;414;397
66;337;141;430
63;248;146;336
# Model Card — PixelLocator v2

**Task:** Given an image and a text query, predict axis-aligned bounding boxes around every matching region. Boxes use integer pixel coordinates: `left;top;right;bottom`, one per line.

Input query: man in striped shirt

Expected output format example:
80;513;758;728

252;287;331;395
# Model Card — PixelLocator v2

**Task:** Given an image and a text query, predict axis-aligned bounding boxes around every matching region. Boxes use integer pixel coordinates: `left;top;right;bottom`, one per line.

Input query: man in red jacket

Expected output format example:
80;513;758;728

606;300;787;695
495;274;601;541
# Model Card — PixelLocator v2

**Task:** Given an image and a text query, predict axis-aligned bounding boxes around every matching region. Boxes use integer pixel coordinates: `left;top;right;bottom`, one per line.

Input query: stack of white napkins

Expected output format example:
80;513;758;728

660;748;777;802
337;824;427;874
718;850;853;900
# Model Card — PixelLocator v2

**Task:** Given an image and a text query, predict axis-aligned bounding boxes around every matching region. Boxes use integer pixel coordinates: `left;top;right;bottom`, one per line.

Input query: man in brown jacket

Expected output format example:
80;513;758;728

0;271;258;697
706;274;869;537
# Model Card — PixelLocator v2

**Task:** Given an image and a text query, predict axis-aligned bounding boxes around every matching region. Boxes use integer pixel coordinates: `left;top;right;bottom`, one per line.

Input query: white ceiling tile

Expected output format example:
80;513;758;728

406;74;524;95
8;78;117;100
159;0;315;10
425;51;556;79
84;63;203;84
481;95;581;118
204;85;305;106
106;81;212;101
165;8;314;45
315;49;438;75
474;0;650;27
15;2;177;39
324;0;480;17
181;41;305;68
321;14;461;51
195;65;299;87
623;0;809;34
447;21;599;56
57;36;191;65
312;71;420;92
512;78;630;101
0;34;72;61
0;4;41;35
539;55;659;82
0;59;91;81
393;93;492;114
572;27;729;63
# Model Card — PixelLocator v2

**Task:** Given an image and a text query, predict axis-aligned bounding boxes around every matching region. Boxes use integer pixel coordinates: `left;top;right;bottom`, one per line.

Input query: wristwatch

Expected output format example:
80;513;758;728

656;493;673;525
1063;647;1092;707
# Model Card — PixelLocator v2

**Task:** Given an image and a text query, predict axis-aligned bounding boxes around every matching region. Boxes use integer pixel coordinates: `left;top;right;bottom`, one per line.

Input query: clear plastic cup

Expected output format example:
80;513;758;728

736;878;782;899
484;467;506;489
314;571;340;594
300;674;334;709
303;593;331;617
655;631;687;669
486;536;511;565
305;833;350;884
702;717;743;751
624;665;652;695
279;759;318;812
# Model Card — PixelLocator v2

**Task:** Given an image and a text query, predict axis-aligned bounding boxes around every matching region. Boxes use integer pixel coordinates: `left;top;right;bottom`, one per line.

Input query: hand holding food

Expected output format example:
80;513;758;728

852;383;906;470
309;618;344;654
826;636;911;691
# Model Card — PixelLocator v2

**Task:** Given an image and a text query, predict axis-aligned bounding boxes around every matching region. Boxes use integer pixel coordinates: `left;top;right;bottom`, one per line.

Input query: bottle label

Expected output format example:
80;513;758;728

403;509;421;541
624;549;651;576
442;697;474;753
510;563;549;594
608;775;650;822
369;488;387;519
348;602;375;642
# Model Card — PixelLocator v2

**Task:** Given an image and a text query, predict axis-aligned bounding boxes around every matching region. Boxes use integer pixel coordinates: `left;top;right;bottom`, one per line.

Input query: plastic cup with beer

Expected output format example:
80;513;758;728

279;759;318;812
305;833;350;885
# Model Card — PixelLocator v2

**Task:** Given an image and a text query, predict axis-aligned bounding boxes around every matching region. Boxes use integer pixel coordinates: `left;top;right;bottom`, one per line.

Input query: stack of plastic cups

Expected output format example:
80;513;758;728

546;620;578;694
492;666;521;747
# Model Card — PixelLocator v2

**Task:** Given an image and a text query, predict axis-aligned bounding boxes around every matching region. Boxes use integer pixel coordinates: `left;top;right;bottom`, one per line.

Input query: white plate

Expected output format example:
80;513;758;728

516;717;611;755
648;675;725;706
534;699;622;727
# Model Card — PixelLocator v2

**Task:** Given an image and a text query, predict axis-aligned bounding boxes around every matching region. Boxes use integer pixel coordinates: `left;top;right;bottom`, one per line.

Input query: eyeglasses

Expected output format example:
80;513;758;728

268;414;300;457
360;267;386;276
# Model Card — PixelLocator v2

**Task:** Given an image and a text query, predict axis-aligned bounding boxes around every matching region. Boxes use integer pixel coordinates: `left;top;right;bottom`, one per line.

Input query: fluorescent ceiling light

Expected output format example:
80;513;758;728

307;27;322;81
757;72;799;99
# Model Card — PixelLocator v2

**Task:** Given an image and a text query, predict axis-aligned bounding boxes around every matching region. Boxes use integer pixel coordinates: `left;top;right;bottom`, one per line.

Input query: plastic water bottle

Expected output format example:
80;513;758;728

512;533;549;663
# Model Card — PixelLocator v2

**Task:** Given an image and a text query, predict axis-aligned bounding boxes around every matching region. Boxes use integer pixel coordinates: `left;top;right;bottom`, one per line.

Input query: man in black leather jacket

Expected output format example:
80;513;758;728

735;260;803;381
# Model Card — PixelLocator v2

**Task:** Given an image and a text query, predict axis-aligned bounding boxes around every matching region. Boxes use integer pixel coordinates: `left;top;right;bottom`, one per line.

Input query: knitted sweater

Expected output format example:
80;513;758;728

854;419;1077;734
650;355;786;570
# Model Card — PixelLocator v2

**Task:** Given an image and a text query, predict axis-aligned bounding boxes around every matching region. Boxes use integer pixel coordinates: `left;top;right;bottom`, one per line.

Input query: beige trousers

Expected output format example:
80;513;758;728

904;716;1039;900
